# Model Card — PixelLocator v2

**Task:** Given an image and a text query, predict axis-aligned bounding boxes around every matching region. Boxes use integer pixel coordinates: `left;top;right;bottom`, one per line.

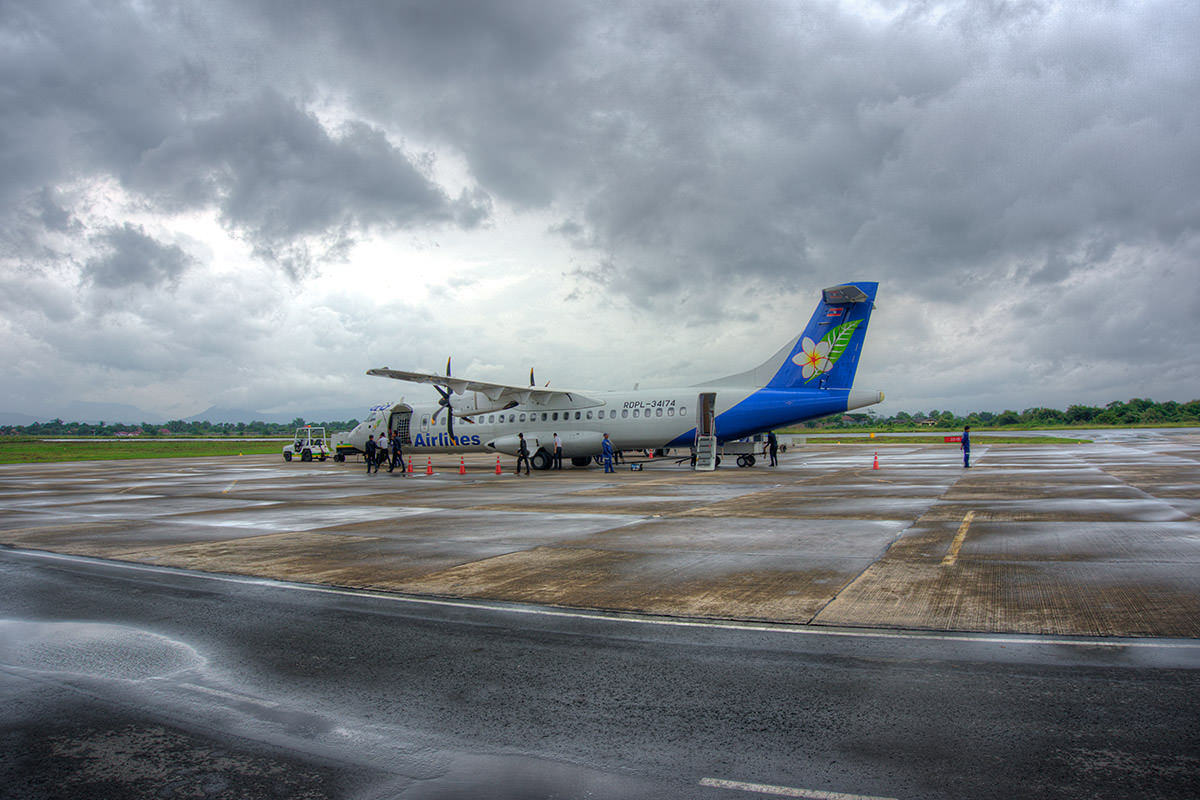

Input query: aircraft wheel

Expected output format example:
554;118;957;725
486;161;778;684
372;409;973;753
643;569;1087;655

571;457;592;468
283;451;292;462
531;449;552;471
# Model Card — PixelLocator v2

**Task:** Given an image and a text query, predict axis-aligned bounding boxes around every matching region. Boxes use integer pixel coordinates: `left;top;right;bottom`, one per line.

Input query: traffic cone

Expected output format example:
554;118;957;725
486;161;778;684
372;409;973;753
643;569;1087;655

495;455;502;475
458;456;466;475
426;456;433;475
407;457;414;474
873;452;879;470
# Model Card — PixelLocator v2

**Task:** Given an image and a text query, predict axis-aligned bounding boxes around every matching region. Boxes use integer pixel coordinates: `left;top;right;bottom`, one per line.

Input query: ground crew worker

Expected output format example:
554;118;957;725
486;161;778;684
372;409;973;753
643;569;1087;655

364;435;378;474
767;431;779;467
389;429;405;474
553;433;563;470
515;433;531;475
602;433;615;473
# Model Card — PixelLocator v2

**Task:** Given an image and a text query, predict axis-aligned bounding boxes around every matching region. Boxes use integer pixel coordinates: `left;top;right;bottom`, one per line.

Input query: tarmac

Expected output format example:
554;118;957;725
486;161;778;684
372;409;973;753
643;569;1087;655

2;430;1199;638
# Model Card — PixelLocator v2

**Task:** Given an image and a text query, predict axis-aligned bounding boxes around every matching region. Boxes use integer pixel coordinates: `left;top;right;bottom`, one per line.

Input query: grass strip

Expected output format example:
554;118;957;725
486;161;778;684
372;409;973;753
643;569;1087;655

0;438;288;464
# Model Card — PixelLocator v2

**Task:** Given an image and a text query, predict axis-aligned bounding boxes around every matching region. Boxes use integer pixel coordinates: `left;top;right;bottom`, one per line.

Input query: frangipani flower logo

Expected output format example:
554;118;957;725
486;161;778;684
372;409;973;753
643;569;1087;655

795;337;831;379
791;319;861;382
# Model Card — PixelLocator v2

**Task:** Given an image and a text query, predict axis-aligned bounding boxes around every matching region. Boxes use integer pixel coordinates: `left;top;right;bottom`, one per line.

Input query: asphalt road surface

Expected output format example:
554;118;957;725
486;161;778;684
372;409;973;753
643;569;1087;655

3;547;1199;800
3;430;1200;798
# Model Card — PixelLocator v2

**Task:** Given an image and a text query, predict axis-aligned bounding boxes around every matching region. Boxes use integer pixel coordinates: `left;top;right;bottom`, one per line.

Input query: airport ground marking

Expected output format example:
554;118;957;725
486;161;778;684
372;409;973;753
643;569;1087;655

221;480;238;494
699;777;897;800
941;509;975;567
9;547;1200;655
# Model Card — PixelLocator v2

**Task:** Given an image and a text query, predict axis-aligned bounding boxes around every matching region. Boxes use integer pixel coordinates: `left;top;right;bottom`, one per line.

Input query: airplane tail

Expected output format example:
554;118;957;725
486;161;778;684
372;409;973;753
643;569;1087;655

710;281;879;390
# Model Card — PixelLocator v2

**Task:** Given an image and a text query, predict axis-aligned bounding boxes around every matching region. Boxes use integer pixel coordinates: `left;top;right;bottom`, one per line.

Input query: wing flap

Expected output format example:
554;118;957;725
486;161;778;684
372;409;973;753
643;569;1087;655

366;368;603;409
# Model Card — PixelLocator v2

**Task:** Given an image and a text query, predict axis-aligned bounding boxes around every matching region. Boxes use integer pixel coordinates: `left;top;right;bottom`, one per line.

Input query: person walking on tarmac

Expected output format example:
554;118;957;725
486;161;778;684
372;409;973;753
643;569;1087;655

767;431;779;467
389;429;405;474
515;433;531;475
553;432;563;470
961;425;971;468
364;434;379;474
602;433;615;473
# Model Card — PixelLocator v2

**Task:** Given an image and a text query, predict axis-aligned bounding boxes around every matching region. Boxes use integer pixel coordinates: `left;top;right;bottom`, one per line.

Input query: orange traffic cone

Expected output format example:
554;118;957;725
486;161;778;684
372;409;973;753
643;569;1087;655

495;455;502;475
407;457;414;474
426;456;433;475
873;452;879;470
458;456;466;475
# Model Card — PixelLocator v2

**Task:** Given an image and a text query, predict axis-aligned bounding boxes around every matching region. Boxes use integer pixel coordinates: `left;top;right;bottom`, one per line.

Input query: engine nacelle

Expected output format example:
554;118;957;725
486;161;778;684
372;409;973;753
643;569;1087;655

486;430;604;457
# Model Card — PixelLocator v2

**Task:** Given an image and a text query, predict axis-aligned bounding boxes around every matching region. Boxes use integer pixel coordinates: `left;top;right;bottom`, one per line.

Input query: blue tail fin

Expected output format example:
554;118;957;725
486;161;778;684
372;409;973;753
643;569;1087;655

766;282;878;389
706;282;878;390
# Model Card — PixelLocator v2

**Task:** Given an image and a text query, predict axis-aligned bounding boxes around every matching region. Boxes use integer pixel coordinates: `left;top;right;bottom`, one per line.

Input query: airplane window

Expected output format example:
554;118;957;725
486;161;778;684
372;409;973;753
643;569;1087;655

680;407;687;416
668;408;674;416
575;412;581;420
586;411;593;420
552;412;558;421
633;409;639;418
657;408;663;417
610;410;616;419
541;413;548;421
519;413;526;422
622;409;628;418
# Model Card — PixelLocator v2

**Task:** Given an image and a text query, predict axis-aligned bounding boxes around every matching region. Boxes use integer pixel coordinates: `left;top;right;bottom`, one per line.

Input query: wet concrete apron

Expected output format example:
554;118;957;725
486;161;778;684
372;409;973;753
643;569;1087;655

3;433;1199;637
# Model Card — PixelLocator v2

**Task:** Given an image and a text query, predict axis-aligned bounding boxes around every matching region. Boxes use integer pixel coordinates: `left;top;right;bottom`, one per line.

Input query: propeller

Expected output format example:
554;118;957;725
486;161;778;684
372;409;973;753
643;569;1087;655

432;356;456;441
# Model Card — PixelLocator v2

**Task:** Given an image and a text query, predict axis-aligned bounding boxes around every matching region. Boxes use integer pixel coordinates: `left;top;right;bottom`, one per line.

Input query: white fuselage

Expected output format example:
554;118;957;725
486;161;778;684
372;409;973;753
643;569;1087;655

342;383;882;463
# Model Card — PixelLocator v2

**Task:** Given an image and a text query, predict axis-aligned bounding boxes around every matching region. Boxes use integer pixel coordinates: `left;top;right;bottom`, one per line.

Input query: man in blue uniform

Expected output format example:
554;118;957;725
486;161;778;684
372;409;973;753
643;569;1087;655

515;433;531;475
365;435;378;474
389;430;405;474
961;425;971;468
602;433;615;473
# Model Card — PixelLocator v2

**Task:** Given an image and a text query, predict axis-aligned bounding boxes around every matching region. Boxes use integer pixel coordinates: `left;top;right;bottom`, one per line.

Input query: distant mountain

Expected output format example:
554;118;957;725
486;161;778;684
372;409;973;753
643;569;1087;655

59;401;167;425
1;402;167;426
183;406;285;425
183;406;362;425
0;411;44;426
2;404;361;428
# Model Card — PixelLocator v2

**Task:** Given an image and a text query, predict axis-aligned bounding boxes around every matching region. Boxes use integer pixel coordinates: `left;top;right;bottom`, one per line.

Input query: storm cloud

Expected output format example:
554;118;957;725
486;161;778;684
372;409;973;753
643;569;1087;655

1;0;1197;420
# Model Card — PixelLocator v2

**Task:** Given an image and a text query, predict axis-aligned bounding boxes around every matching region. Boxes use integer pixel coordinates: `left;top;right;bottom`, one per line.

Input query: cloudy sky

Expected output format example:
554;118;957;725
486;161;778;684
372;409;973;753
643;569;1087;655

2;0;1198;422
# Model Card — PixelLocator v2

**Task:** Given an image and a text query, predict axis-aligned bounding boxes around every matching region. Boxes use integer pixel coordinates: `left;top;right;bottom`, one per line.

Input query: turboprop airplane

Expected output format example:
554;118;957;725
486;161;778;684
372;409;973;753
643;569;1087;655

336;281;883;470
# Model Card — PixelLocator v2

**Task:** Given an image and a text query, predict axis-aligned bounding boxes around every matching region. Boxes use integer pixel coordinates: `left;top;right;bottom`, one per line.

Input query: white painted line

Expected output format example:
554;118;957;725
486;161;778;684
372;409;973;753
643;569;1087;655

699;776;898;800
941;509;975;566
179;682;278;708
9;547;1200;652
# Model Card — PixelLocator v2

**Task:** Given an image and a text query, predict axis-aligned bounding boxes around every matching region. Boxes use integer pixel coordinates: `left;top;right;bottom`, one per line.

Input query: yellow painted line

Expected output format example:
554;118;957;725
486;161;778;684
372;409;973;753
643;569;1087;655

941;510;975;566
221;480;238;494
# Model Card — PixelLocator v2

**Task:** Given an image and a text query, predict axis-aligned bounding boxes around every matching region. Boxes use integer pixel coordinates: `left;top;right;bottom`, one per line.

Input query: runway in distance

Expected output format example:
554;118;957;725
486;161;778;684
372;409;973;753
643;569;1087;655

337;281;883;470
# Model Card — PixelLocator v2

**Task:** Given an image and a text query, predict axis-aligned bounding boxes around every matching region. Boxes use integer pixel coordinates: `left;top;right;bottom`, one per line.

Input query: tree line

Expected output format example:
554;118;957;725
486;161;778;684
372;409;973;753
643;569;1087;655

3;398;1198;438
2;417;360;437
809;398;1200;429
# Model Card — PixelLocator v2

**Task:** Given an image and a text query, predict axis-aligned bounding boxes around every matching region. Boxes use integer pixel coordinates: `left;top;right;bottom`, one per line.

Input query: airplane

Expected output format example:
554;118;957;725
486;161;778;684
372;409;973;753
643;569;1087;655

334;281;883;470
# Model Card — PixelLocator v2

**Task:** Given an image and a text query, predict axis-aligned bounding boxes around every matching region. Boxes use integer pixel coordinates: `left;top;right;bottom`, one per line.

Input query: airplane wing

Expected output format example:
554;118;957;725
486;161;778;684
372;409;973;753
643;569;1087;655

366;368;604;409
